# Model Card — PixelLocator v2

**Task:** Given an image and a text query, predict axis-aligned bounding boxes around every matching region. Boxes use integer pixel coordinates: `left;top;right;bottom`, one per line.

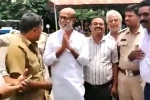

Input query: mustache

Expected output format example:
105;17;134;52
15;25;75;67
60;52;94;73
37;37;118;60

95;27;102;29
140;20;148;23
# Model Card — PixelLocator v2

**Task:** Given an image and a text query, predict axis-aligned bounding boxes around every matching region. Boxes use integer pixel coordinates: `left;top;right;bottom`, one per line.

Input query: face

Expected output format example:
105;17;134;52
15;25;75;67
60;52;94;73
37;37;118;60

107;14;121;32
138;6;150;29
125;11;140;27
31;25;42;42
59;11;75;31
90;18;105;35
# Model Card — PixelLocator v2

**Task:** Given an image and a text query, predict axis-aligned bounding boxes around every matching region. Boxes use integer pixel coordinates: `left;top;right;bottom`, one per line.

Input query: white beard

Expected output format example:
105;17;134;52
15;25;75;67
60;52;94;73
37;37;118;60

59;21;73;31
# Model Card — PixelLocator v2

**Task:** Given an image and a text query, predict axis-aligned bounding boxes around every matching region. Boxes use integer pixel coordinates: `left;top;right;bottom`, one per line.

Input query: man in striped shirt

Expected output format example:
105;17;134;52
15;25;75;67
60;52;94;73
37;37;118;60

84;17;118;100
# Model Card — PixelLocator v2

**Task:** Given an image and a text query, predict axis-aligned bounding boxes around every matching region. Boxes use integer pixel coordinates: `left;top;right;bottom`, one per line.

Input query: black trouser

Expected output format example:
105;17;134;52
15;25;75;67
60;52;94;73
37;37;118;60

84;81;112;100
144;83;150;100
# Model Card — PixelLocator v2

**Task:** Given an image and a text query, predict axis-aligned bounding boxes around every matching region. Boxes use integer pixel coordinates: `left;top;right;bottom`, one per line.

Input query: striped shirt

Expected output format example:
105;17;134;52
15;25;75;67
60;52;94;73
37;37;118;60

84;36;118;85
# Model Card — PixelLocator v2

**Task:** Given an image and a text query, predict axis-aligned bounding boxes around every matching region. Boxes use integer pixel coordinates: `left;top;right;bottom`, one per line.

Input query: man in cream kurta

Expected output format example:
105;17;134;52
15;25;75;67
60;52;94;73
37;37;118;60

43;8;89;100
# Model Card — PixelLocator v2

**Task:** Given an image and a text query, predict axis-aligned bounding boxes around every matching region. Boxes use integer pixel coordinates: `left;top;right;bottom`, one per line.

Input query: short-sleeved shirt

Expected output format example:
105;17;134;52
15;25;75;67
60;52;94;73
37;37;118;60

117;26;144;70
84;36;118;85
5;34;50;100
0;31;50;82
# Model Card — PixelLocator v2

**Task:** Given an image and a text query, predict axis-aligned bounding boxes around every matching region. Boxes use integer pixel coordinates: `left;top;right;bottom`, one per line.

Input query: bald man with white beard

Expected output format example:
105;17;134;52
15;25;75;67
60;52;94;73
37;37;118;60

43;7;89;100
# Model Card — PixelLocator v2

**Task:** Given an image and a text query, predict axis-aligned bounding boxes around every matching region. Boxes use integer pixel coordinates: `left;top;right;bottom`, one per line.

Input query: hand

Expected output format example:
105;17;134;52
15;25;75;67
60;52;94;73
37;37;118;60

64;34;73;51
111;86;117;96
128;49;145;61
66;43;73;51
5;69;29;86
19;79;31;92
61;33;68;49
0;83;21;99
18;68;28;82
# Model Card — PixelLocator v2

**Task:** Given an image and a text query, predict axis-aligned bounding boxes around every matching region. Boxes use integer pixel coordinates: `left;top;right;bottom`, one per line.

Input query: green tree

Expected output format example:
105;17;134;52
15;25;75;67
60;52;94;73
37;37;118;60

0;0;47;20
76;9;104;20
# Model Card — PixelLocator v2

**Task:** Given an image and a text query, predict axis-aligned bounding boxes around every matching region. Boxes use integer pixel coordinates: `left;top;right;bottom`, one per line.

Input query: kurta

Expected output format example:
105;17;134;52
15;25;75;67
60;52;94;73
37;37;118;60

43;29;89;100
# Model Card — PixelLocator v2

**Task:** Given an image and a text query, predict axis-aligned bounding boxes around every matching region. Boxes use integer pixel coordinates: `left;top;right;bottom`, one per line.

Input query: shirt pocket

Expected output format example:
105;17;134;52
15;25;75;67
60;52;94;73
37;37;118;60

28;54;41;75
118;41;128;54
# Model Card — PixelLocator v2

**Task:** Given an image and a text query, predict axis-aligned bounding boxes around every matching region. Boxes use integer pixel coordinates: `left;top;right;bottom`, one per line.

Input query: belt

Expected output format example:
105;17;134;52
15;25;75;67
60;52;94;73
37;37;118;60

84;80;112;89
119;68;140;76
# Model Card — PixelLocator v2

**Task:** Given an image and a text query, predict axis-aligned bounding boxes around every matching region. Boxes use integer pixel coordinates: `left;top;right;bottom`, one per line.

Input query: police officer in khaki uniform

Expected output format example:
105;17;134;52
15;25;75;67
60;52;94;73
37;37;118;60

5;13;51;100
0;30;50;84
117;5;144;100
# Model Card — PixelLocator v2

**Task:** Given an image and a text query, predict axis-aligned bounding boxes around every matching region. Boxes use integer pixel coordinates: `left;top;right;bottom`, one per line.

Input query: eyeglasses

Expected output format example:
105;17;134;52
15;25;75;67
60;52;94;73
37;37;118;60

59;16;75;20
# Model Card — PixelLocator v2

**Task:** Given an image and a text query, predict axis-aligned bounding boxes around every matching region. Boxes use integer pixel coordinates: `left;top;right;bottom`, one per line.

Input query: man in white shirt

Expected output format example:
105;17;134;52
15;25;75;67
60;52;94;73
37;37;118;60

128;1;150;100
106;10;122;41
43;8;89;100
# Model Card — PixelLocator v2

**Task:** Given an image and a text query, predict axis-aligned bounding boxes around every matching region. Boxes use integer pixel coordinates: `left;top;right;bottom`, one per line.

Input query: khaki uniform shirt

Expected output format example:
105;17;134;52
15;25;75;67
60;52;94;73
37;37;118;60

117;26;144;70
0;31;50;81
5;34;50;100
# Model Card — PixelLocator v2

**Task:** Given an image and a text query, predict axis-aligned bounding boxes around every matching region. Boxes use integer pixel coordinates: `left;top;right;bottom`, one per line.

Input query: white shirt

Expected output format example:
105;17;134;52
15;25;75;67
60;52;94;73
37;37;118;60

106;31;116;41
84;36;118;85
134;28;150;83
43;29;89;100
0;47;9;78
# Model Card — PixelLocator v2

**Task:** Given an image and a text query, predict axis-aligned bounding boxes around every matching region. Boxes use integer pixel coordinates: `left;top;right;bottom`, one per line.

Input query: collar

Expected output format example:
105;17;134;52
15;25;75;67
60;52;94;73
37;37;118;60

59;29;75;41
19;34;38;47
126;25;143;34
90;35;106;44
107;32;115;41
144;28;150;35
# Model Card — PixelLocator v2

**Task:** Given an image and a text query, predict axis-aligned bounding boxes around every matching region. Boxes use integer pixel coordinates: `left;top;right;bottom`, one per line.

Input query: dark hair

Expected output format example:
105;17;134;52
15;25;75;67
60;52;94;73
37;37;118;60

138;1;150;8
90;16;106;26
19;12;42;33
125;4;139;15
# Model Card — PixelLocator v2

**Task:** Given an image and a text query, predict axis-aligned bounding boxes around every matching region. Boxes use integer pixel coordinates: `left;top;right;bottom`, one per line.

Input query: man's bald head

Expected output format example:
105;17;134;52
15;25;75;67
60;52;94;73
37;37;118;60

60;7;76;17
59;8;76;31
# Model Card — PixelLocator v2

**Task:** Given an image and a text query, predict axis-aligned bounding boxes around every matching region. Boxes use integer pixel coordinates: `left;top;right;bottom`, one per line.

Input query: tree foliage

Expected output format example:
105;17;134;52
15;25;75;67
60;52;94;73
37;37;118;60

76;9;105;20
0;0;47;20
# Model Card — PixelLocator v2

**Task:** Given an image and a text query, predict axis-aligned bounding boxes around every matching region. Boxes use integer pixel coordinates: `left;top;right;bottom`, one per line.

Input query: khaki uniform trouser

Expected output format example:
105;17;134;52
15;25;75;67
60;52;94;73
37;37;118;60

118;71;144;100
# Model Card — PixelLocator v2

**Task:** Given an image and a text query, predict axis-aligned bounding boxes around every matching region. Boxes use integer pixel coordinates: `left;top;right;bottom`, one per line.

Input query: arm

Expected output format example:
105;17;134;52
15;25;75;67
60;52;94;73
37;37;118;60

0;47;17;85
76;37;90;66
111;44;119;88
128;50;141;65
6;45;51;91
6;45;26;79
0;47;9;77
116;46;120;65
26;81;51;91
69;48;79;59
0;84;20;99
0;33;12;47
3;76;19;85
43;37;64;66
0;40;7;47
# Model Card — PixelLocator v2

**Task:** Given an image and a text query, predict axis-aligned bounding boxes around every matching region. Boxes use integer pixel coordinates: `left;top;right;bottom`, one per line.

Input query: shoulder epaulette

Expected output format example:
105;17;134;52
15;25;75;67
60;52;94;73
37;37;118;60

118;28;128;34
